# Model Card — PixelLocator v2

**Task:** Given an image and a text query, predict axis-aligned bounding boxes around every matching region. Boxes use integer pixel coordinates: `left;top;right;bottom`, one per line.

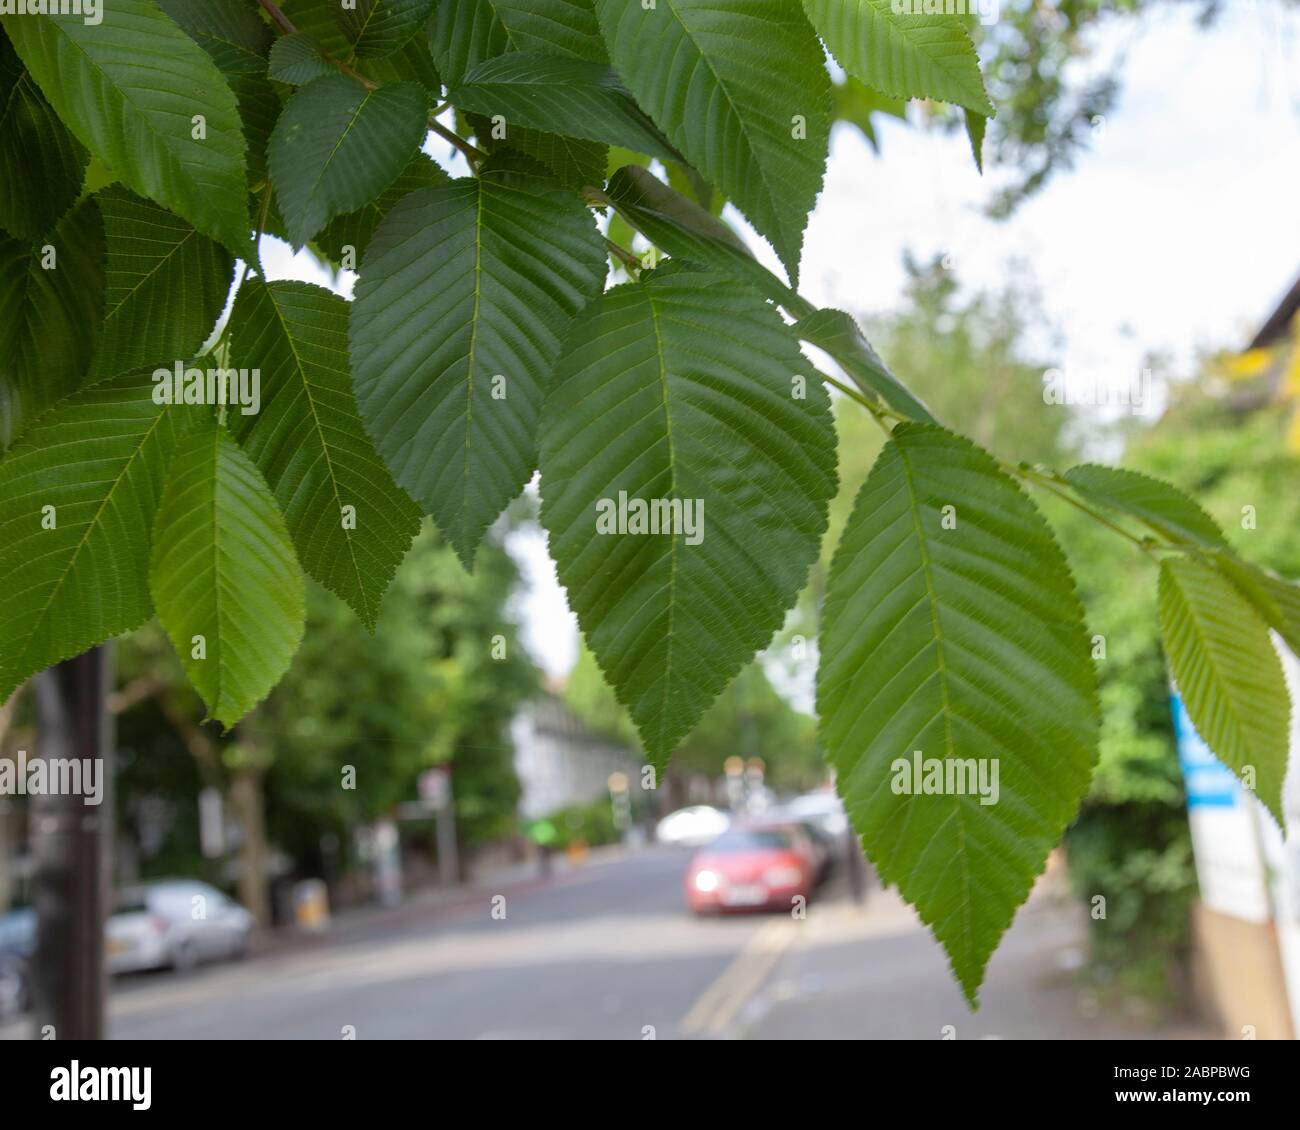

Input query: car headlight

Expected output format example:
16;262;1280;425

693;869;720;892
763;867;803;887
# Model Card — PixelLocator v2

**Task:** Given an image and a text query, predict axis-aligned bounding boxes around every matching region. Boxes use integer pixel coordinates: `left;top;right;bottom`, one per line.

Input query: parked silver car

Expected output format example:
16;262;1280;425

107;881;253;974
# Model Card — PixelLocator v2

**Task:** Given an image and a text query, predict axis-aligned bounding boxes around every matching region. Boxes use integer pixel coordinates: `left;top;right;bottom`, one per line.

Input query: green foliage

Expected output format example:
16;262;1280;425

158;0;278;185
543;797;618;849
315;151;449;264
1158;557;1288;825
150;422;306;727
268;33;335;86
818;423;1098;1003
429;0;606;87
1;0;1295;1006
540;268;836;766
595;0;830;283
0;28;87;242
228;279;422;629
1062;464;1227;548
796;307;937;424
268;74;428;248
89;187;234;382
2;0;250;253
804;0;992;115
0;198;104;446
349;169;606;563
449;54;676;162
341;0;437;60
0;372;198;703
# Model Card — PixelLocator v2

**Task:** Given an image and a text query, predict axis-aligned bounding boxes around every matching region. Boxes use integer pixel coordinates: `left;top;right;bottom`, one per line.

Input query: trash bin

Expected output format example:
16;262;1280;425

293;879;331;932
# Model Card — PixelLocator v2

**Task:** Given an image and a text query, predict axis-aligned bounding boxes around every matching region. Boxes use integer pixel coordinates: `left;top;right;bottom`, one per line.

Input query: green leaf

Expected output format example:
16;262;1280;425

268;32;335;85
1211;553;1300;660
349;169;606;564
430;0;605;86
0;371;201;703
1061;464;1228;547
283;0;440;90
229;279;422;629
0;27;88;241
1158;556;1289;826
152;1;271;79
315;150;450;265
3;0;251;253
451;53;676;163
365;33;441;92
268;73;428;248
150;420;306;728
539;269;837;765
594;0;830;284
604;165;801;310
796;307;938;423
490;124;605;189
817;423;1098;1004
964;109;986;173
340;0;436;59
88;186;235;382
832;75;906;153
803;0;993;116
159;0;278;185
0;198;104;448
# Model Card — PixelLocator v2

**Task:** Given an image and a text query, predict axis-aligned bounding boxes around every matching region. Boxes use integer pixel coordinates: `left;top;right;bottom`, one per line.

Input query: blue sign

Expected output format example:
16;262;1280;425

1171;692;1240;808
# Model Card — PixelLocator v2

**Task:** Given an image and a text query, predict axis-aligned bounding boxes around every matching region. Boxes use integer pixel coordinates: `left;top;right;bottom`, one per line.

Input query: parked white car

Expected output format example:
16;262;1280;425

107;881;253;974
780;790;849;838
655;805;731;848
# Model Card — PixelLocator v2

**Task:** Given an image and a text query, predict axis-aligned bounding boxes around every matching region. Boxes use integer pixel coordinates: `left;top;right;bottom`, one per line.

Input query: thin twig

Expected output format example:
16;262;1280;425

430;117;488;165
605;238;641;273
1016;467;1158;557
256;0;295;36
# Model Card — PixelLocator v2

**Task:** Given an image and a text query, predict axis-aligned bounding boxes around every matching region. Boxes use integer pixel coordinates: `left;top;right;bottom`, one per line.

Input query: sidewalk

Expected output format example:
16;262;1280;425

735;883;1217;1040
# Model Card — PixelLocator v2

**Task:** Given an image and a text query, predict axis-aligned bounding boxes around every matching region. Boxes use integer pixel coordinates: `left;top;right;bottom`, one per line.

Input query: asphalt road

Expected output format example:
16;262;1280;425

52;847;783;1040
0;846;1213;1040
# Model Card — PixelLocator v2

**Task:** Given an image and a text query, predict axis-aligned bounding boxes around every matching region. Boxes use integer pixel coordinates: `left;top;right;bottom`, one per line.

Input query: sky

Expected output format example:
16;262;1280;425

261;1;1300;682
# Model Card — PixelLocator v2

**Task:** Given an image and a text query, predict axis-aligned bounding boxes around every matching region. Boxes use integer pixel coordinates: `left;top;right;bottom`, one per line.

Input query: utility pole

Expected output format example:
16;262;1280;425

31;645;112;1039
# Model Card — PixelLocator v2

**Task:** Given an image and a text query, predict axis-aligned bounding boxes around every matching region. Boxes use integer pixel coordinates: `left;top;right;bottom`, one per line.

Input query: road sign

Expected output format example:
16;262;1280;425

418;767;450;810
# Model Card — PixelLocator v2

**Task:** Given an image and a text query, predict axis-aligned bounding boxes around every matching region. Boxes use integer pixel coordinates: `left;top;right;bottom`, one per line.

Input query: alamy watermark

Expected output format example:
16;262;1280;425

0;749;104;806
595;491;704;545
890;750;1000;806
1043;366;1152;413
0;0;101;24
891;0;999;26
152;361;261;416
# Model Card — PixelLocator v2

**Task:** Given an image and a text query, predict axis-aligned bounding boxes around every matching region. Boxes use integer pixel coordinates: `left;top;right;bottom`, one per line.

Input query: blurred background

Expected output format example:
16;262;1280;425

2;0;1299;1040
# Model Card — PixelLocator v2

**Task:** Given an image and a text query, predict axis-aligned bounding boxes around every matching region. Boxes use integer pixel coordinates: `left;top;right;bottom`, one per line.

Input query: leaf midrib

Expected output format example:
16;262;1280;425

102;223;198;323
643;281;680;753
894;437;974;976
262;285;372;623
458;180;487;554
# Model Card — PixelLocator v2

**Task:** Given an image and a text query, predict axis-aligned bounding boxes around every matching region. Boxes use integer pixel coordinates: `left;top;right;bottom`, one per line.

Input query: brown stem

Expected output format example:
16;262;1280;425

256;0;296;36
605;238;641;272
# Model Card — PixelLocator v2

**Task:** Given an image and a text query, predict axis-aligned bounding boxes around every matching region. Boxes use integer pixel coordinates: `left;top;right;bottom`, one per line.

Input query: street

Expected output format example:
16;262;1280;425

1;846;1212;1040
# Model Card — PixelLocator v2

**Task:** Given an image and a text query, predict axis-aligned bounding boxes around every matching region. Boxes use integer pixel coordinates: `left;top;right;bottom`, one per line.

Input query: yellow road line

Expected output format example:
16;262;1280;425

680;917;798;1037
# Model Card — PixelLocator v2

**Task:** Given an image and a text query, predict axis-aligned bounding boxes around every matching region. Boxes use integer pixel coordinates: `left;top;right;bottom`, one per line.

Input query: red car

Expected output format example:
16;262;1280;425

685;823;816;914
